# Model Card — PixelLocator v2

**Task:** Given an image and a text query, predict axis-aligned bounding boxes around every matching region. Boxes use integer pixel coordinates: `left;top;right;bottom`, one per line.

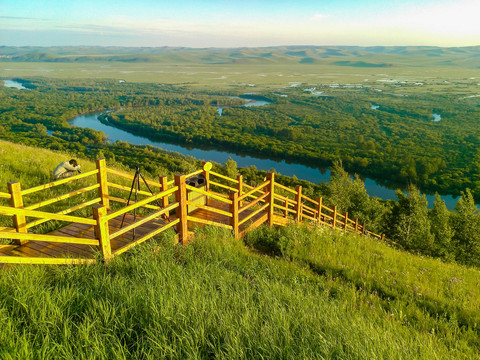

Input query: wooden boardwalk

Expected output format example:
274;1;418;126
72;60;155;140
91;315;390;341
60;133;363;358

0;160;385;265
0;200;270;262
0;213;171;261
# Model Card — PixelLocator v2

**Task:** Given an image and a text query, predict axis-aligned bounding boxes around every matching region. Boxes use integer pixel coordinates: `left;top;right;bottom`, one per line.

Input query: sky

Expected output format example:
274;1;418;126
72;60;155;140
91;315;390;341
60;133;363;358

1;0;480;48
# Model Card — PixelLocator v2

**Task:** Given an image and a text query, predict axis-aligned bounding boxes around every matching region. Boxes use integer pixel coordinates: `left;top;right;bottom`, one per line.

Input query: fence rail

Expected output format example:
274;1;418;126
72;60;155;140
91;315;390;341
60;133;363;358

0;160;387;265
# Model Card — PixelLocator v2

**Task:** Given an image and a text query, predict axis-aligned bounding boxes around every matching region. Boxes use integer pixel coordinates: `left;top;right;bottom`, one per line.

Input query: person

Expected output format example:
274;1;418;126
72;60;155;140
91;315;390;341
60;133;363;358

53;159;81;180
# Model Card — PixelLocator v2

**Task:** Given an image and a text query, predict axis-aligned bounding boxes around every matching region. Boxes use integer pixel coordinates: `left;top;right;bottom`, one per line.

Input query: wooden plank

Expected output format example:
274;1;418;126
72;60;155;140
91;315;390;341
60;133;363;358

0;206;97;226
187;216;233;230
302;194;319;206
107;182;152;197
209;171;239;183
239;213;268;238
21;169;98;195
186;201;232;217
0;192;11;199
239;191;269;214
210;180;238;193
185;185;232;204
107;168;162;188
230;192;239;238
109;203;178;240
26;198;101;229
93;205;111;260
25;184;100;211
175;175;188;244
294;185;302;223
105;186;177;221
0;256;96;265
0;231;99;246
8;181;27;245
113;218;179;257
267;173;274;227
274;182;298;194
239;203;269;226
238;180;270;201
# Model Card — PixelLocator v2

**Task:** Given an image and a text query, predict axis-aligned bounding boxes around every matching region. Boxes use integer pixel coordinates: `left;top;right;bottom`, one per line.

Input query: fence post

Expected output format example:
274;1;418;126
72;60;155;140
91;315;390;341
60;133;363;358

266;173;275;227
294;185;302;223
284;198;289;218
354;218;359;234
8;181;27;245
381;234;386;242
362;222;366;234
202;161;211;206
175;174;189;245
229;191;239;238
159;176;169;219
96;159;110;210
316;197;323;224
237;174;243;206
93;204;111;262
343;212;348;232
332;206;337;229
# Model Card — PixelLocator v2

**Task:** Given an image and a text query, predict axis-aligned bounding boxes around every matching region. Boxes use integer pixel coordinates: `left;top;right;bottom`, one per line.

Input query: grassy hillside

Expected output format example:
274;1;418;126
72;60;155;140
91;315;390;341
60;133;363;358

1;140;480;358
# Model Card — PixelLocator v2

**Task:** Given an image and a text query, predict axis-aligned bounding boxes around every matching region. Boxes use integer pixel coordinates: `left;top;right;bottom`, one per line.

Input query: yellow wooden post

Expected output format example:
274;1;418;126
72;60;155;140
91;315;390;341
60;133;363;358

316;197;323;224
236;174;243;206
362;222;366;234
202;161;211;206
236;174;243;196
92;204;111;262
284;198;288;218
175;174;188;245
229;191;239;238
96;159;110;210
266;173;275;227
8;181;27;245
294;185;302;223
332;206;337;229
354;218;359;234
381;234;386;241
343;212;348;232
159;175;169;219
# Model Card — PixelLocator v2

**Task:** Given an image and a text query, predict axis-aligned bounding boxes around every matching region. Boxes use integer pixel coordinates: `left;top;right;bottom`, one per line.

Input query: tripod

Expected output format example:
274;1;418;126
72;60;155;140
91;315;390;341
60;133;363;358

120;165;165;240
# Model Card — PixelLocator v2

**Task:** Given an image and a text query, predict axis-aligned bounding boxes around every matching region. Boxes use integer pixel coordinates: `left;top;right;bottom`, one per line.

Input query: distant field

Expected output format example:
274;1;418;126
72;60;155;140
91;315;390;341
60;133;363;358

1;62;480;93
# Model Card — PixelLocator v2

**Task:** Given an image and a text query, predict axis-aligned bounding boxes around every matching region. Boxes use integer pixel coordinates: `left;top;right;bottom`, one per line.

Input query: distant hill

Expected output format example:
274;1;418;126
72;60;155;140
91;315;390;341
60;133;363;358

1;45;480;67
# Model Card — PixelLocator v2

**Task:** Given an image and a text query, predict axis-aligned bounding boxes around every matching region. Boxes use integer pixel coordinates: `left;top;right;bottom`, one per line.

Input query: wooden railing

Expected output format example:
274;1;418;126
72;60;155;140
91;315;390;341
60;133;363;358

0;160;387;265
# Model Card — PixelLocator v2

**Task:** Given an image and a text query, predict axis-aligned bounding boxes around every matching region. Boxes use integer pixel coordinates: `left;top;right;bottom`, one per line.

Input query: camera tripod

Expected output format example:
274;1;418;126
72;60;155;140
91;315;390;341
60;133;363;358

120;165;166;240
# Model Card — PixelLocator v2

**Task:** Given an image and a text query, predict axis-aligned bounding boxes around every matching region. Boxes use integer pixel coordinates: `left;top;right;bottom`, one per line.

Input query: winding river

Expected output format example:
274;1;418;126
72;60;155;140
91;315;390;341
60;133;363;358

69;106;458;209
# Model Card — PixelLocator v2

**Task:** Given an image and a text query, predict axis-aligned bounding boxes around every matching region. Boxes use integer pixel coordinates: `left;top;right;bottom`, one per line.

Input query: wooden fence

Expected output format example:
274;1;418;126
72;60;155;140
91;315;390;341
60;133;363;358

0;160;386;265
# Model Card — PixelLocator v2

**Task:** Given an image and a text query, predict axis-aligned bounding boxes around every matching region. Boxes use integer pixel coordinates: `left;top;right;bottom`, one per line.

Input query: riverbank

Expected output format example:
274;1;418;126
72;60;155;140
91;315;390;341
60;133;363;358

69;111;459;209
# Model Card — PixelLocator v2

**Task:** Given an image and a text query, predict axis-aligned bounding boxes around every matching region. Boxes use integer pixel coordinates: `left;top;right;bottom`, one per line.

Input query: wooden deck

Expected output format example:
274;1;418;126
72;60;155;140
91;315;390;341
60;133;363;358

0;213;172;261
0;199;268;262
0;161;386;266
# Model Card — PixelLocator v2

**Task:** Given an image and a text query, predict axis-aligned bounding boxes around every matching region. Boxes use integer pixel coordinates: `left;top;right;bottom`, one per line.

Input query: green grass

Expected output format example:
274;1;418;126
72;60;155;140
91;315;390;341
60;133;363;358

0;226;479;358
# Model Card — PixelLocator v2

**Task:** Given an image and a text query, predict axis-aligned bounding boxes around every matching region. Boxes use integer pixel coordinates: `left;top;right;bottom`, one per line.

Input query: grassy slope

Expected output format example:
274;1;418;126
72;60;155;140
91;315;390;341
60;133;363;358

1;140;480;358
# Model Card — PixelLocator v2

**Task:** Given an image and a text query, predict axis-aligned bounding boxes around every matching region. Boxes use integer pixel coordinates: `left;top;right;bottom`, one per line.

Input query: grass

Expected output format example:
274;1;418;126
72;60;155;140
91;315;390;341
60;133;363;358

1;226;479;359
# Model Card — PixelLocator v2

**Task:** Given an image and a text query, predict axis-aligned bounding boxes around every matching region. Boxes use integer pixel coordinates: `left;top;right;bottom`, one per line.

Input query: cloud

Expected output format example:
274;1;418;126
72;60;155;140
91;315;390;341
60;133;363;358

311;13;329;21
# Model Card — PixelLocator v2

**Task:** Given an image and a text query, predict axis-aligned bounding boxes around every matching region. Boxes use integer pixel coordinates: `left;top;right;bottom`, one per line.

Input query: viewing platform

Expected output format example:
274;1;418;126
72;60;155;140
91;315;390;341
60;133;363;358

0;160;384;265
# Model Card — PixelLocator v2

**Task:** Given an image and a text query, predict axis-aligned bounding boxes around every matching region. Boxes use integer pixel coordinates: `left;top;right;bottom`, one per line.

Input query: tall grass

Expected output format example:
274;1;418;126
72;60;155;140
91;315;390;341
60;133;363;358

1;226;478;359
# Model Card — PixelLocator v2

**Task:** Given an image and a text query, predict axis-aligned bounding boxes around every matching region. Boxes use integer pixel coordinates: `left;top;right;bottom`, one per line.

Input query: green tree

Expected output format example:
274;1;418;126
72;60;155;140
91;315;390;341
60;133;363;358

429;194;454;260
451;189;480;265
387;185;434;253
224;157;238;179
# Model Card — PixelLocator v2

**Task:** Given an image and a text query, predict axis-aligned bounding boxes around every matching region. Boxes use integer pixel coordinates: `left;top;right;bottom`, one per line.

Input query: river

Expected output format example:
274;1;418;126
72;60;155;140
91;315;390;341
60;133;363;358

69;110;459;209
3;80;28;90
